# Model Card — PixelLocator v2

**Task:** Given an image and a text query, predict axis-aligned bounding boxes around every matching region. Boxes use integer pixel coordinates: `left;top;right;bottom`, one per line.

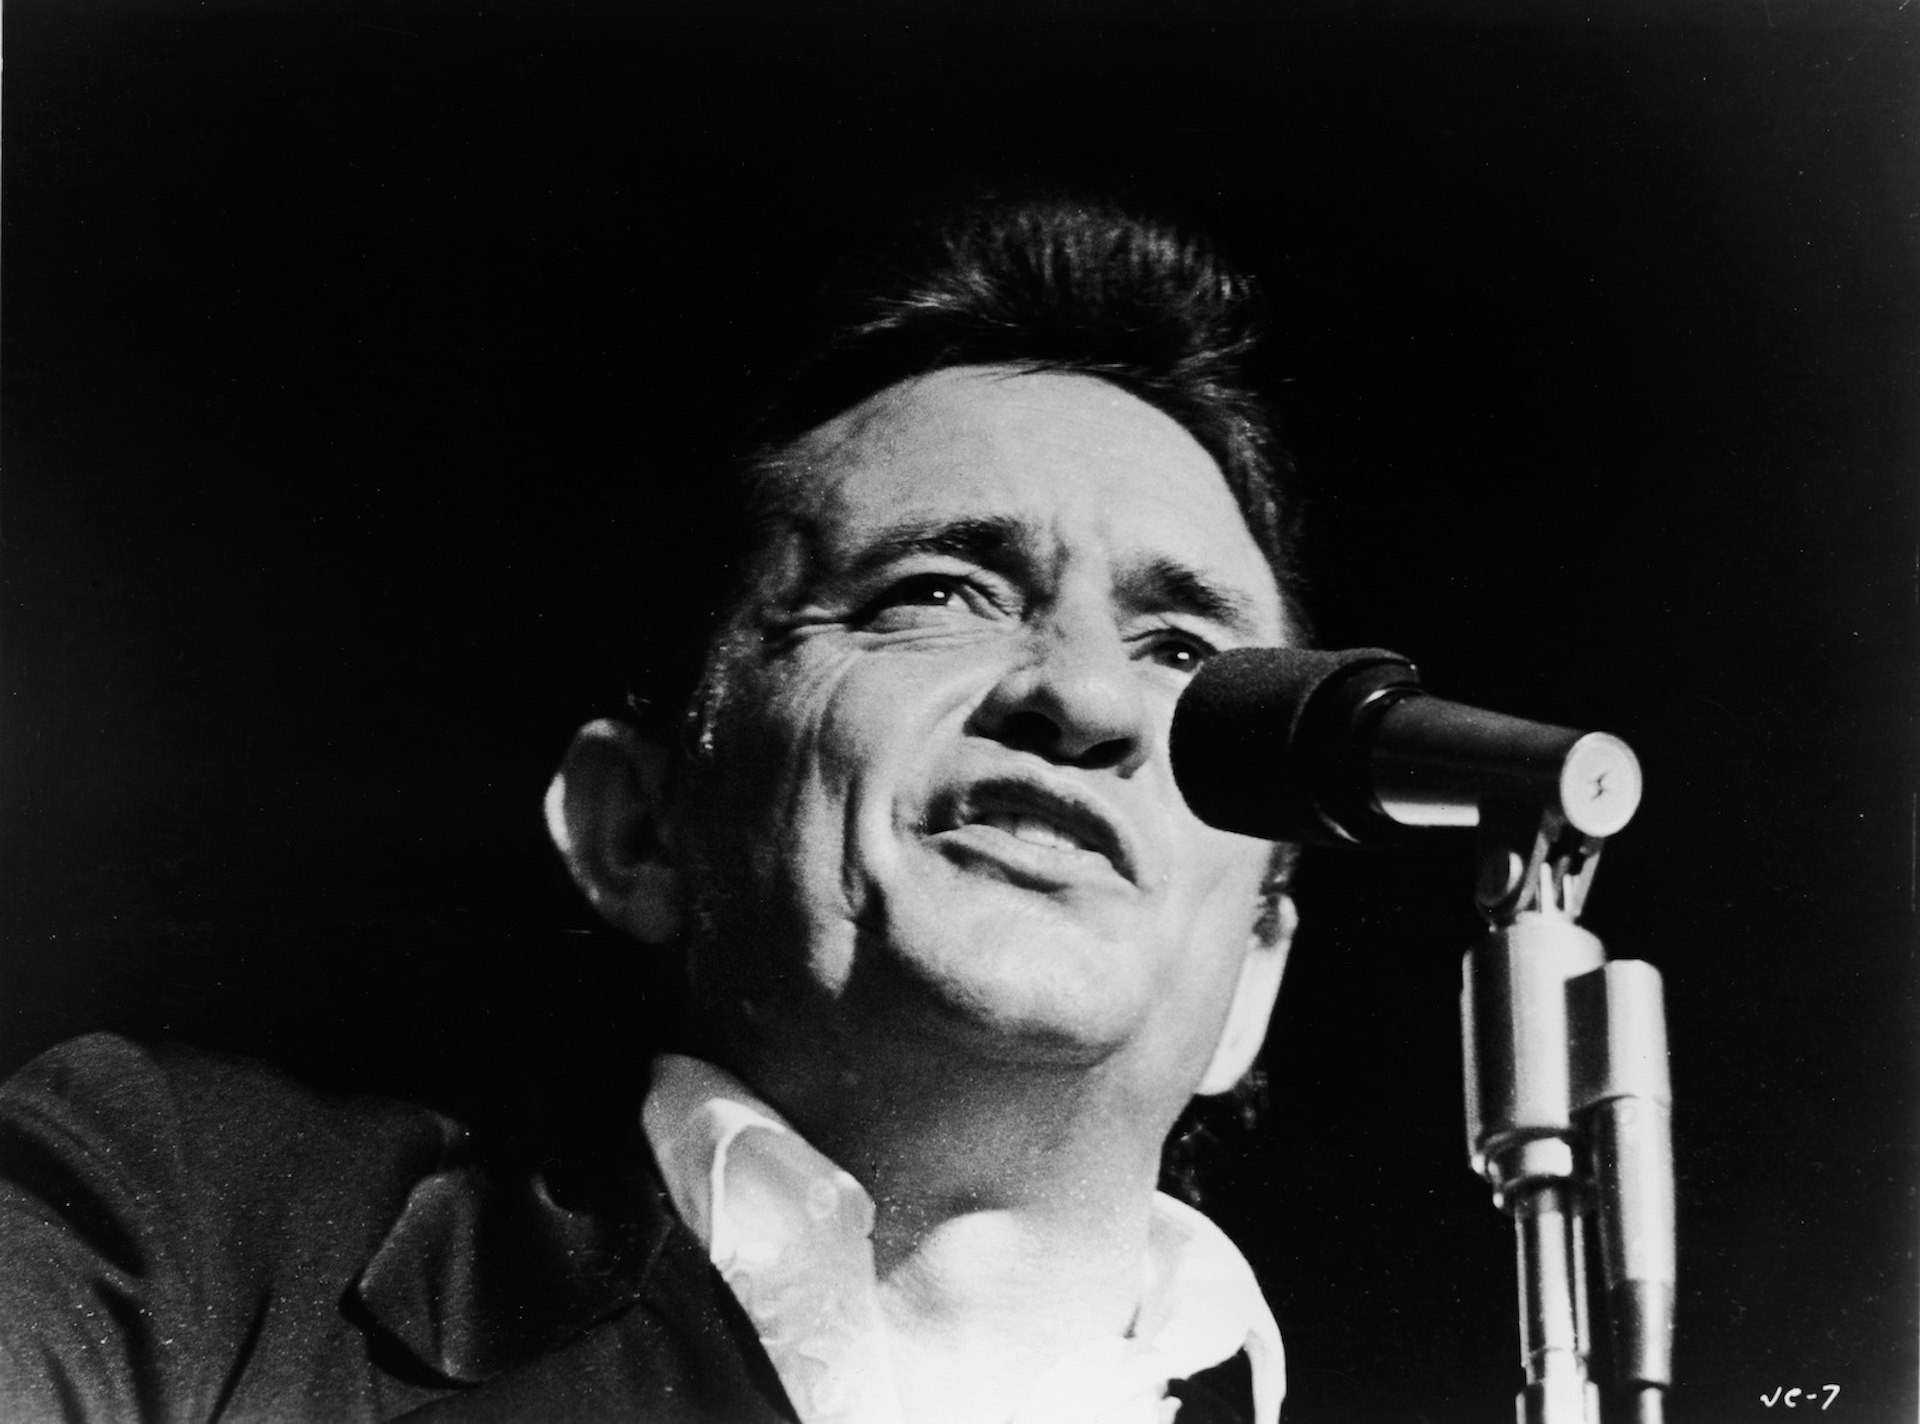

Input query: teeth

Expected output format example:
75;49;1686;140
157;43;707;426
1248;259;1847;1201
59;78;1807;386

977;812;1092;853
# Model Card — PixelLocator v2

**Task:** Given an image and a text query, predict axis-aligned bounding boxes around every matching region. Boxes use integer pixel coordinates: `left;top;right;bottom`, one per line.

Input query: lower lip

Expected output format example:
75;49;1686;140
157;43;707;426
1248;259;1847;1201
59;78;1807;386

928;824;1130;892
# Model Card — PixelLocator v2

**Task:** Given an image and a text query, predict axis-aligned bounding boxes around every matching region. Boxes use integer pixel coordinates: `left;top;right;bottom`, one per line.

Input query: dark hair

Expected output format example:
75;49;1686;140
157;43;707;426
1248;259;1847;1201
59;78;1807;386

749;198;1296;567
623;196;1308;742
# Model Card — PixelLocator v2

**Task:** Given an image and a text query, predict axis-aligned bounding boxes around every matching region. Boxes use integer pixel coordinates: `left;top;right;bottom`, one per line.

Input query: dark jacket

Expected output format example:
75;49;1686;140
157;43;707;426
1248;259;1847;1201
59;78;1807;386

0;1034;1253;1423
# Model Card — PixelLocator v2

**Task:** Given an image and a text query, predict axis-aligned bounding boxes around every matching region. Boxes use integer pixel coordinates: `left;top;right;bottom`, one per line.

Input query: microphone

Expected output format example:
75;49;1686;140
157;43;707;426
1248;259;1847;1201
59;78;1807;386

1170;647;1642;846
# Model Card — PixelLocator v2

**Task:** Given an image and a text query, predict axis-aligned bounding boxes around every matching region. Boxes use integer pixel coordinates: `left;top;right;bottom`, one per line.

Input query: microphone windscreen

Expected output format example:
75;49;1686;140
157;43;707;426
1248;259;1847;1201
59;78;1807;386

1170;647;1417;844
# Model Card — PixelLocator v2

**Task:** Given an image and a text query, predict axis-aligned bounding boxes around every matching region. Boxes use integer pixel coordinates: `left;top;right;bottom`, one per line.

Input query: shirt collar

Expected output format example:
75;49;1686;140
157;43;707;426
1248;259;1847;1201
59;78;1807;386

642;1053;1284;1424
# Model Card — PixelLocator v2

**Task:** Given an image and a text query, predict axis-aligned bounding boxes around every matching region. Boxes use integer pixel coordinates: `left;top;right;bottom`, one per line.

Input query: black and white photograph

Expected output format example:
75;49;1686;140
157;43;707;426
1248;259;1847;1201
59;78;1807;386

4;2;1915;1420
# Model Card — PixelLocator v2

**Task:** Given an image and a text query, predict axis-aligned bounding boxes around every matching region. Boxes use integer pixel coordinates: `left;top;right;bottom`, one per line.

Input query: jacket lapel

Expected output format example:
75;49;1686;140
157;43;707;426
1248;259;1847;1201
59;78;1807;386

352;1136;670;1384
352;1133;798;1421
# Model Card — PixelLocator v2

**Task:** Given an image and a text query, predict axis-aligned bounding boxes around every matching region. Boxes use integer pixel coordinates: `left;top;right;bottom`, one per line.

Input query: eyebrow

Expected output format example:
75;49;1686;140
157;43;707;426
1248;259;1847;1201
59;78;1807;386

1123;555;1267;638
841;515;1027;582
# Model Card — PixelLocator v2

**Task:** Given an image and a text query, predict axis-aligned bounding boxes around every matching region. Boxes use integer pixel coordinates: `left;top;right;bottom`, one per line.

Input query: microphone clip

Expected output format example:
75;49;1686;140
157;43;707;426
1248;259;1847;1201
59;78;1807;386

1473;800;1607;926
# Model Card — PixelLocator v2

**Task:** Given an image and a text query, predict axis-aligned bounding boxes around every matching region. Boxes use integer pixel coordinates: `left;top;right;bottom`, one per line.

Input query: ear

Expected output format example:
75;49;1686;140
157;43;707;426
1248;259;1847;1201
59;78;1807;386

544;718;684;944
1195;892;1297;1097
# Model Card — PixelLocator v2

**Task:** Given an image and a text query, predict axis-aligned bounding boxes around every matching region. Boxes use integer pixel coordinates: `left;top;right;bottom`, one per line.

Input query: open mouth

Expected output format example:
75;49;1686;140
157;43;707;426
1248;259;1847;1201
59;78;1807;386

968;811;1099;855
929;778;1136;885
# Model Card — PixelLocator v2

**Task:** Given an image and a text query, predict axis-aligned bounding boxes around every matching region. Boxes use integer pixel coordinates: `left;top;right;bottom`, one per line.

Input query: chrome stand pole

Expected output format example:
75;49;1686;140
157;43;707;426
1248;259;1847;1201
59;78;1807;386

1463;813;1673;1424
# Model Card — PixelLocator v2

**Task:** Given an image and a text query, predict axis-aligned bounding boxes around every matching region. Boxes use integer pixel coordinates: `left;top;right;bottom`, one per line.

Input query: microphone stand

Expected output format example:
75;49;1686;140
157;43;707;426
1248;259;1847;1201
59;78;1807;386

1462;804;1674;1424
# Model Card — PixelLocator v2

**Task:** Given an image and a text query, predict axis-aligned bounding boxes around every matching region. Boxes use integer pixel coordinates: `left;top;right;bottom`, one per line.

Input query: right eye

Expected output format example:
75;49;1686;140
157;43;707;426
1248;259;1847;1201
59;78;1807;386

857;572;990;632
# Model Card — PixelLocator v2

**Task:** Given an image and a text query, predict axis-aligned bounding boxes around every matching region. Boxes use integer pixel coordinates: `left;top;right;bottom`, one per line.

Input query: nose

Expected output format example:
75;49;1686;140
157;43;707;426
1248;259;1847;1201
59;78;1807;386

970;610;1153;775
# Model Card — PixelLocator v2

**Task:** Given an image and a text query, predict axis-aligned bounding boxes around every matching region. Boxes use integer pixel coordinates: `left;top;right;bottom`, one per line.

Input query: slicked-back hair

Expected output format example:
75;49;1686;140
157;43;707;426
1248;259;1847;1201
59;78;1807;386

627;197;1307;741
744;198;1301;616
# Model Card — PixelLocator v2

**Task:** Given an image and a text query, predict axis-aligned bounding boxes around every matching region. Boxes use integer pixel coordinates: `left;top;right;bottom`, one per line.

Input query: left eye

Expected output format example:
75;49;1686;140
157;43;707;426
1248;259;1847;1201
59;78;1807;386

1138;630;1215;673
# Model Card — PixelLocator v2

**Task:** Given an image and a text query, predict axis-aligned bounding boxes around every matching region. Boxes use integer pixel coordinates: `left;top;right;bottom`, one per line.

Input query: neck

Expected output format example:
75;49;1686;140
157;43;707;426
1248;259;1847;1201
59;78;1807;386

723;1028;1179;1422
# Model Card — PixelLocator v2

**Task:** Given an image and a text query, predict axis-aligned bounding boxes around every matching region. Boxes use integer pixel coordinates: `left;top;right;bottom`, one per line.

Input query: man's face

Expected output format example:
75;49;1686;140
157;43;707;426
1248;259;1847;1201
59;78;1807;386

680;366;1292;1104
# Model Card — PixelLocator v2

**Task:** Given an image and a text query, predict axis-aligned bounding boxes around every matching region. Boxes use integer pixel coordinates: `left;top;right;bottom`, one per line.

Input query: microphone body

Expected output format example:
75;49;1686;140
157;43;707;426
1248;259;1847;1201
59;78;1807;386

1177;649;1669;1422
1170;647;1641;846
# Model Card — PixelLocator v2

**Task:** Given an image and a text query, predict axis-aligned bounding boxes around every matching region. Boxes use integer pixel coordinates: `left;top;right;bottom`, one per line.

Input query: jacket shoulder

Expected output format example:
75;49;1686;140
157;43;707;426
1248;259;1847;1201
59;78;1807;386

0;1033;465;1422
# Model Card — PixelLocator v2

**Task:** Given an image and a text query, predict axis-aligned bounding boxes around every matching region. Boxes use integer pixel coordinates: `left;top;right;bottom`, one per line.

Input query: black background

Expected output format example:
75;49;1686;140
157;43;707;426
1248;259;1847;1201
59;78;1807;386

4;2;1916;1420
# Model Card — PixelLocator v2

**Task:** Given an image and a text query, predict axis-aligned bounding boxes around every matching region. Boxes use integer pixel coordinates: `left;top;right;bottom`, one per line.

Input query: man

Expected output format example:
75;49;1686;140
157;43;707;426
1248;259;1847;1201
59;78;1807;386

1;199;1304;1422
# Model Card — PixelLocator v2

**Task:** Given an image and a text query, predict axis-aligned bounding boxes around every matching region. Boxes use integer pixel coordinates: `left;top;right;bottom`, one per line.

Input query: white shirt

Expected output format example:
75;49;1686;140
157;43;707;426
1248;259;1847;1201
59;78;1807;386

641;1054;1284;1424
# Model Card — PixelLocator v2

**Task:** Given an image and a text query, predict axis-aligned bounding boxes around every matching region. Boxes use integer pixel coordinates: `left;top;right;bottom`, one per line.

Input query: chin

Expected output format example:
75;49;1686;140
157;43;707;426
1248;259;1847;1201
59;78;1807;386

848;886;1156;1066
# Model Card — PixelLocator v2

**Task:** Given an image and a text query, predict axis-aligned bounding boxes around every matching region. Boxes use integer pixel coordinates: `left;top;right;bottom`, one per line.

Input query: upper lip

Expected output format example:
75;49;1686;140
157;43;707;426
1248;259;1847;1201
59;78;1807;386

929;774;1139;885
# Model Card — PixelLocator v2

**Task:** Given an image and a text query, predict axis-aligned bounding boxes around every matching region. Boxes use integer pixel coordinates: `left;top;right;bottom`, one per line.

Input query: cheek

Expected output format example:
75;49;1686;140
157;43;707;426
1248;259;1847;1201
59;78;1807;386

700;644;954;878
791;640;998;797
812;656;966;784
1152;833;1274;1055
709;652;856;841
1164;828;1273;973
682;649;870;997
